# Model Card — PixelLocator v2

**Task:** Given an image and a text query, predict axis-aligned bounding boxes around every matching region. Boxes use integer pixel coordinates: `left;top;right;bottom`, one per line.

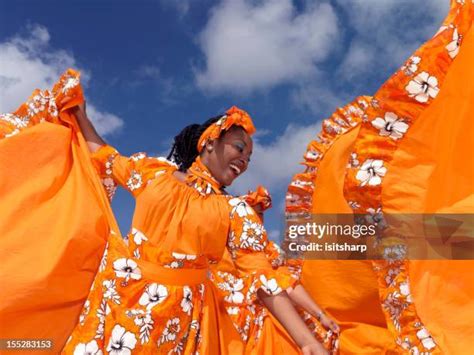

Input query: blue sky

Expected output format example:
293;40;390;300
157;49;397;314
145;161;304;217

0;0;448;240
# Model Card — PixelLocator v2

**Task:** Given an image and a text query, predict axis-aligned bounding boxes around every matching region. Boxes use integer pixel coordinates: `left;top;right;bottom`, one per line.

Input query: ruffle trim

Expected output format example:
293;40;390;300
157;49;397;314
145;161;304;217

242;185;272;213
284;95;372;278
0;69;83;139
340;2;473;353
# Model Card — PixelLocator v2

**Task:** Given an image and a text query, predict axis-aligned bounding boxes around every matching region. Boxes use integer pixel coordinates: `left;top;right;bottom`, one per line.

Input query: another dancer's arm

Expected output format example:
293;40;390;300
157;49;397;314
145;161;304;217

69;101;172;200
258;290;329;355
288;284;339;333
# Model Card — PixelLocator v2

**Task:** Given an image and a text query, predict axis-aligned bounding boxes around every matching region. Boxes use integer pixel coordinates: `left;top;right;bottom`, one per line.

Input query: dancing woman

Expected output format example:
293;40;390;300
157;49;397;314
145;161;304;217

58;95;330;354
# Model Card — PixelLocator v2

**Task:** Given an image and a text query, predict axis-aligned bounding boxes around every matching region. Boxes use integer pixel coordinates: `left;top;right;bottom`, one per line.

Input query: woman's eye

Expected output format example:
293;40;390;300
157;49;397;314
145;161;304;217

235;143;244;152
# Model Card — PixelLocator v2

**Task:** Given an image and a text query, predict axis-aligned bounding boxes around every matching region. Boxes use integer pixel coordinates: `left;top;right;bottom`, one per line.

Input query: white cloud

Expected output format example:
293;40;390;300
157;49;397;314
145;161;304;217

335;0;449;79
0;24;123;136
291;80;347;116
229;121;321;194
195;0;339;94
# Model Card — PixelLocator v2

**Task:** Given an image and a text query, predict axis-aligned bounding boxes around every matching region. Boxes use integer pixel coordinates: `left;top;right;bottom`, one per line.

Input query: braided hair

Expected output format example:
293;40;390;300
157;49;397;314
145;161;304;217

167;115;223;172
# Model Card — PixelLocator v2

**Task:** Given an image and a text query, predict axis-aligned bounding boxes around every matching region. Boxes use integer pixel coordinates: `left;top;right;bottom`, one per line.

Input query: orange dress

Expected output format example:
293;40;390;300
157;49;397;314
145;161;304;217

287;1;473;354
211;187;338;354
61;147;296;354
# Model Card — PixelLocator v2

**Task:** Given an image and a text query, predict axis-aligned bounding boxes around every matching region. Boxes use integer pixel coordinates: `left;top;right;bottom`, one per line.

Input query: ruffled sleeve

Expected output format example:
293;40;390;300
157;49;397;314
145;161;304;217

225;196;297;303
242;187;301;282
91;145;177;200
0;69;84;139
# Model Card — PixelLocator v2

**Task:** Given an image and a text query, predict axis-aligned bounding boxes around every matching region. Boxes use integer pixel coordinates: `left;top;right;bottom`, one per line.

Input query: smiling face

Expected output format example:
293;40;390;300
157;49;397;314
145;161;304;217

200;126;253;187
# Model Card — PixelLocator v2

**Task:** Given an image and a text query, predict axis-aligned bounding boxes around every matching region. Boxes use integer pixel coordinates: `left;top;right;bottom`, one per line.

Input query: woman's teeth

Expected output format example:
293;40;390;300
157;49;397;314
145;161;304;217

229;164;241;175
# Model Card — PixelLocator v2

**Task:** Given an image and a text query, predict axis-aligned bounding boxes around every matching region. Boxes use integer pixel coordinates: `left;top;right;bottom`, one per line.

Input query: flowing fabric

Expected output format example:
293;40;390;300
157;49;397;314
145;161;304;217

286;1;473;353
286;97;398;354
382;20;474;354
0;70;119;354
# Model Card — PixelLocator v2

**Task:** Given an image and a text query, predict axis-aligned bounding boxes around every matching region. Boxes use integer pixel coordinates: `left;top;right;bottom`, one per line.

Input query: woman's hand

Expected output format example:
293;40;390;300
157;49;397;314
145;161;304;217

301;341;329;355
71;101;87;119
316;310;340;334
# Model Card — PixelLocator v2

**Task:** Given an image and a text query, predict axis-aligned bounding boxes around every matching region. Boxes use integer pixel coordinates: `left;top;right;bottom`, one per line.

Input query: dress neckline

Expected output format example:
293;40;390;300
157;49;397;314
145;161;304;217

185;156;222;196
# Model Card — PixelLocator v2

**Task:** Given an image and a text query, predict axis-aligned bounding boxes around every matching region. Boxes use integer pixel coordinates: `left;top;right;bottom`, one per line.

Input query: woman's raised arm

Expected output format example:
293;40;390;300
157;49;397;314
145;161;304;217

70;101;106;152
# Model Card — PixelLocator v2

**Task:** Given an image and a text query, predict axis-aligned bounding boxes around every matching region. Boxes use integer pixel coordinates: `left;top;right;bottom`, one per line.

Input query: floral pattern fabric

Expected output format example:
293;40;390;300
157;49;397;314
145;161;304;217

210;187;338;353
64;141;294;353
284;1;473;354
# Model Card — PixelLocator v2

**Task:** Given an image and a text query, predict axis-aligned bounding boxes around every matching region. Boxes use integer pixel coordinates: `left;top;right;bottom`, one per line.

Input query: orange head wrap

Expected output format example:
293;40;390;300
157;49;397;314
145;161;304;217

197;106;256;152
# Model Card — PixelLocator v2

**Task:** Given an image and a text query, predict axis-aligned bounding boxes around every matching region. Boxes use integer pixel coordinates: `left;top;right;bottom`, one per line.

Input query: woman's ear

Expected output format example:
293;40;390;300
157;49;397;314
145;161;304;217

205;140;214;153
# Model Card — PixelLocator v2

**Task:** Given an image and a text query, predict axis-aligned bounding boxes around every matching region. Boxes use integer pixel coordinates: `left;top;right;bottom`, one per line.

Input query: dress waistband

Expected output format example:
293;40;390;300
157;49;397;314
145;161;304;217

138;259;208;286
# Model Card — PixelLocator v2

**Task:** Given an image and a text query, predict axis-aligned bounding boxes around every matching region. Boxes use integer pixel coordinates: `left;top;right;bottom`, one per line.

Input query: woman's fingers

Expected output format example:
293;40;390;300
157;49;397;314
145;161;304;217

318;312;340;333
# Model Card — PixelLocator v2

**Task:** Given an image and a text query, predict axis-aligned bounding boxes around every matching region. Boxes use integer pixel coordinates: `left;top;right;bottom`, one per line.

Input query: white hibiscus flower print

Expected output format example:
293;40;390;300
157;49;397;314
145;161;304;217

130;152;146;161
95;299;111;340
113;258;142;282
172;340;184;355
446;28;461;59
48;98;58;117
399;282;413;303
181;286;193;315
405;71;439;103
402;56;421;74
382;244;407;262
126;310;154;345
99;246;108;273
226;306;240;315
131;228;148;246
290;179;312;189
371;112;409;140
61;75;80;94
97;299;111;321
139;283;168;310
172;252;197;261
103;279;121;304
348;152;360;168
133;248;141;259
305;150;321;161
416;327;436;350
0;113;29;129
165;260;183;269
240;219;265;251
365;207;387;229
356;159;387;186
126;170;143;191
385;267;400;286
229;198;254;217
27;93;48;116
219;275;245;304
159;318;181;344
79;300;90;325
106;324;138;355
259;275;282;295
73;339;103;355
